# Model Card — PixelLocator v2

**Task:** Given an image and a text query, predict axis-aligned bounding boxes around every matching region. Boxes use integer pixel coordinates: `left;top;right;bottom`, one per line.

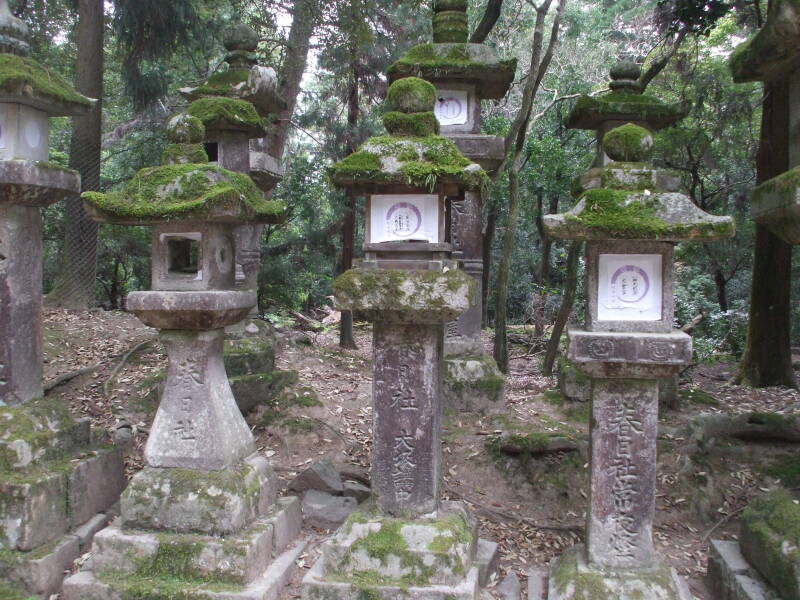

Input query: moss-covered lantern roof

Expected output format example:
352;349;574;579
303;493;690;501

0;52;93;116
82;164;285;226
329;77;489;193
389;1;516;100
544;124;735;242
180;23;287;116
730;0;800;82
566;62;687;131
187;96;267;138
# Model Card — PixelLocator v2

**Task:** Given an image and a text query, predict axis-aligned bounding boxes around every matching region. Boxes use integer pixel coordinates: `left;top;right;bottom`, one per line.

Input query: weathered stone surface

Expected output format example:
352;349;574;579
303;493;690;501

289;460;344;494
9;534;80;597
547;545;690;600
707;539;782;600
750;166;800;244
475;539;499;588
0;161;80;208
740;490;800;600
496;572;521;600
333;267;475;325
528;567;548;600
144;329;255;470
567;329;692;379
342;481;371;503
120;454;276;535
0;471;67;551
443;354;504;413
730;0;800;83
0;204;44;406
127;291;256;331
302;490;357;530
449;136;505;173
587;378;658;569
68;447;126;527
572;165;682;198
558;360;591;402
372;322;443;515
266;496;303;555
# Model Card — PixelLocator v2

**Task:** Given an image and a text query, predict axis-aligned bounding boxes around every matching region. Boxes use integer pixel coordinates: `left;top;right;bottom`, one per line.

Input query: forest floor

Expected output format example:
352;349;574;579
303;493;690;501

42;309;800;600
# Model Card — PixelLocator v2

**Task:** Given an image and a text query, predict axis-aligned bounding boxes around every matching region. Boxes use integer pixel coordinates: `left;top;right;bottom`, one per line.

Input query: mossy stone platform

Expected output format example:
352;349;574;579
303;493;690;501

302;503;498;600
0;52;91;115
539;545;691;600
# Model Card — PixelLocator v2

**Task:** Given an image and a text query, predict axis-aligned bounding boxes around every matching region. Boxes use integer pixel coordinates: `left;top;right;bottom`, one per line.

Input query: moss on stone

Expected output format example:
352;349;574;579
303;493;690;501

754;166;800;197
0;582;35;600
434;0;467;10
0;53;91;111
443;354;504;393
190;69;250;98
166;114;205;144
767;455;800;487
82;163;285;223
566;92;686;130
386;77;436;113
741;490;800;598
603;124;653;163
187;97;266;137
329;135;487;192
97;570;243;599
352;520;406;564
433;11;469;43
162;144;209;166
382;111;439;137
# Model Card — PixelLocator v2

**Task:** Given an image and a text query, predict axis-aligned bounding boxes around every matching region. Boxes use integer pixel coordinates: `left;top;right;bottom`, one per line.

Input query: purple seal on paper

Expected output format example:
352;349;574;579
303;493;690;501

611;265;650;303
386;202;423;237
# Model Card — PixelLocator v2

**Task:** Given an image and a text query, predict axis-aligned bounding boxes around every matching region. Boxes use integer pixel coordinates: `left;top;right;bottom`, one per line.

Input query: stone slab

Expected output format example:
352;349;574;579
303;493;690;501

706;540;781;600
0;160;80;208
302;554;481;600
126;290;256;331
63;538;308;600
301;490;357;530
68;447;126;527
266;496;303;555
546;545;690;600
475;539;499;588
121;454;277;535
443;354;505;414
0;471;68;551
448;135;505;172
72;512;112;549
9;534;80;598
527;567;548;600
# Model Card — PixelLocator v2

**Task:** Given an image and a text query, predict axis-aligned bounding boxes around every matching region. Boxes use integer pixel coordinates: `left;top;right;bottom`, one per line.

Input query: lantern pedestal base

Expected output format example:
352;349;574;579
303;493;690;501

301;502;498;600
539;546;691;600
442;354;504;414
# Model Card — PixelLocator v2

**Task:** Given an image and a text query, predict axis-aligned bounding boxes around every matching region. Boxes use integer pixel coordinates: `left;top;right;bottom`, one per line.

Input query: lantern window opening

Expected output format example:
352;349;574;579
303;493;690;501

166;235;202;276
205;142;219;163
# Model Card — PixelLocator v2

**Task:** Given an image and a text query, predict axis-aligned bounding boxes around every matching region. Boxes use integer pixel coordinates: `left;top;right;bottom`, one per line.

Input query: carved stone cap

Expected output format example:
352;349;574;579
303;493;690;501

567;328;692;379
0;160;80;207
126;290;256;330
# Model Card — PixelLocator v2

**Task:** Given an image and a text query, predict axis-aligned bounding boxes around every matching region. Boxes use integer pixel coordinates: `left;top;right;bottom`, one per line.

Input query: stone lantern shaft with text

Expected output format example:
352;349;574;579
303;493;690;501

536;64;734;600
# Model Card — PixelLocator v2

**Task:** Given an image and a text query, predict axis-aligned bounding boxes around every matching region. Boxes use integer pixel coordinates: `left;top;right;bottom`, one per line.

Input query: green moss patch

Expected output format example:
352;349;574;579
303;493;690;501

189;69;250;98
767;455;800;487
386;78;436;113
0;582;36;600
329;135;488;191
0;53;91;111
566;91;686;130
97;570;243;600
433;11;469;43
382;111;439;137
82;164;285;223
603;123;653;162
162;144;209;165
187;97;266;137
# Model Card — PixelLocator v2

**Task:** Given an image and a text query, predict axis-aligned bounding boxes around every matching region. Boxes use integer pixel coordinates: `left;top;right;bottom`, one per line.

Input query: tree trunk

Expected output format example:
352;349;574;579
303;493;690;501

45;0;103;309
482;204;497;328
543;241;581;376
713;267;728;313
736;79;796;389
267;0;319;159
493;164;522;373
533;194;558;337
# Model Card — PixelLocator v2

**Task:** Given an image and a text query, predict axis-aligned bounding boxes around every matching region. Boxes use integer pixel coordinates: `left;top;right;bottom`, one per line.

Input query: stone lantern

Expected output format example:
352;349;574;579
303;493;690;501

0;3;126;597
729;0;800;243
181;22;287;303
63;116;306;600
533;69;734;598
302;77;499;600
388;0;516;412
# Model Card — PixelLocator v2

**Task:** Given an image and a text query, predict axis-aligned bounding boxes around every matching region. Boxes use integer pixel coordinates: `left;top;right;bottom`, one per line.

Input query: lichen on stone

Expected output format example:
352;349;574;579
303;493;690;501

82;163;285;224
0;52;91;112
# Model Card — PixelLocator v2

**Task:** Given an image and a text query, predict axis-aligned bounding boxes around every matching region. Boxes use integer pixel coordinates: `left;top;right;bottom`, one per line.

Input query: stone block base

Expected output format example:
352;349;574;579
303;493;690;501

0;511;114;598
121;454;278;535
543;546;691;600
707;539;781;600
63;538;308;600
443;354;505;413
63;497;305;600
302;502;497;600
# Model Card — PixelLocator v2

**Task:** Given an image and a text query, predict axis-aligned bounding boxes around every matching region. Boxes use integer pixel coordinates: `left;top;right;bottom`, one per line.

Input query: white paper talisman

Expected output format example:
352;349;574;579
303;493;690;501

370;195;439;244
434;90;469;126
597;254;662;321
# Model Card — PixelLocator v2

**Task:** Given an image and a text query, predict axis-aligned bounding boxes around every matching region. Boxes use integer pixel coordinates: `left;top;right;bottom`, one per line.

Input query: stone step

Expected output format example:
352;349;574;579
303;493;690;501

475;539;499;588
0;446;125;551
62;537;309;600
707;539;782;600
1;511;113;598
89;496;302;587
302;553;481;600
